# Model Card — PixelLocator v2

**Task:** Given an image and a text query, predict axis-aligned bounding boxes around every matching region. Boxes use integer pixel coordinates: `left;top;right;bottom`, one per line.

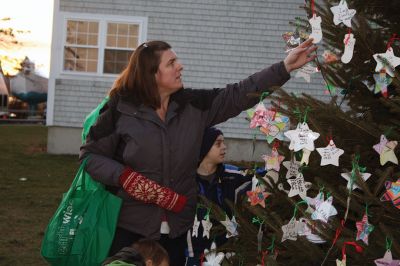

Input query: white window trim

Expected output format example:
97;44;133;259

59;12;148;79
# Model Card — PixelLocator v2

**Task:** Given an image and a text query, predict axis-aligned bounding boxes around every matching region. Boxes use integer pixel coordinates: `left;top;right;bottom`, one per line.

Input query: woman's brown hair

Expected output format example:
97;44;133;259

109;41;172;109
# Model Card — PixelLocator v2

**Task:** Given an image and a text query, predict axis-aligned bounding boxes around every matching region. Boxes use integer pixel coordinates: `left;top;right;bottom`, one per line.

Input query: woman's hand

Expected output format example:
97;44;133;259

283;38;318;73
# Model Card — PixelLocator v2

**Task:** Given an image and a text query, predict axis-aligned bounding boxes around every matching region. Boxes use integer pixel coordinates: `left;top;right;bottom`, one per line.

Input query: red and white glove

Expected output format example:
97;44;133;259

119;167;187;213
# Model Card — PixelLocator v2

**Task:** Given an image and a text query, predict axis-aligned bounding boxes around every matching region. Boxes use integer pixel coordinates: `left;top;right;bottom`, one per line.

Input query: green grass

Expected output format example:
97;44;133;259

0;125;79;265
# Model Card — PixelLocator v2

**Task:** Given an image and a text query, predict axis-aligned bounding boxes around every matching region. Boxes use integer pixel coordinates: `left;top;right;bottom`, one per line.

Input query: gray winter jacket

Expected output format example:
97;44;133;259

79;61;290;239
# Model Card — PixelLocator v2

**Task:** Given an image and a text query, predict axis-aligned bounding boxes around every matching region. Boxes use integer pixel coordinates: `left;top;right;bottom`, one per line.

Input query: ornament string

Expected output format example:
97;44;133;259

311;0;316;16
345;28;352;45
341;241;363;261
292;200;308;219
386;237;393;251
321;219;345;266
387;33;400;50
267;235;276;253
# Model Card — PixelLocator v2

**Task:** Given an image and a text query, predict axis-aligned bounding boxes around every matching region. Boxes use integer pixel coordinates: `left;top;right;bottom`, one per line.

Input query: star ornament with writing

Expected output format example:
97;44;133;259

220;215;239;238
316;139;344;166
281;217;299;242
282;159;301;179
341;171;371;191
287;173;311;200
356;214;374;245
262;148;285;171
373;47;400;77
330;0;356;28
246;186;270;208
284;122;320;152
374;250;400;266
311;196;338;223
203;242;225;266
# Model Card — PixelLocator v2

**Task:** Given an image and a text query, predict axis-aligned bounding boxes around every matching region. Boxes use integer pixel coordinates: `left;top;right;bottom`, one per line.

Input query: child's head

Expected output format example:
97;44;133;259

132;239;169;266
103;239;169;266
199;127;226;165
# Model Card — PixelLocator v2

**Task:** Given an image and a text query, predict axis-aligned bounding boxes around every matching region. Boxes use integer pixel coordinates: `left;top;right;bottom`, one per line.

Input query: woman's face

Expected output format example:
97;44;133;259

155;49;184;96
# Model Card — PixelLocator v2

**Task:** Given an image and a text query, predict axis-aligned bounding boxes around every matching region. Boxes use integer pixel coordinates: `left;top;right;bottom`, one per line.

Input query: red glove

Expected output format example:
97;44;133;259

119;167;187;213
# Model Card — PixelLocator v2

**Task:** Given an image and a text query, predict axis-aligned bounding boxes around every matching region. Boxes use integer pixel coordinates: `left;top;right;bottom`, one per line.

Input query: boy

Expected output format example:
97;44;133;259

185;127;252;265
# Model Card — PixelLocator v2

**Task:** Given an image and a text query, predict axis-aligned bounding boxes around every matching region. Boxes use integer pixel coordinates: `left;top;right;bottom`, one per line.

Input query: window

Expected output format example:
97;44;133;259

62;14;147;75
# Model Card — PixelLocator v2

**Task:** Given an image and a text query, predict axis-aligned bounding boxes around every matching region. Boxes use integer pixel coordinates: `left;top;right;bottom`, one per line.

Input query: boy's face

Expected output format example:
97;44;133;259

205;134;226;165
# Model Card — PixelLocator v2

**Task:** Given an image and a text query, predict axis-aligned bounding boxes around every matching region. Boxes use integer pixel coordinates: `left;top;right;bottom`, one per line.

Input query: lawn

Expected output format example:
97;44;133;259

0;125;79;265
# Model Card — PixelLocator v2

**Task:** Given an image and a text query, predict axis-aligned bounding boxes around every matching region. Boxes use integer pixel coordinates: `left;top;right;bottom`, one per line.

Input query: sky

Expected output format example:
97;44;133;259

0;0;54;77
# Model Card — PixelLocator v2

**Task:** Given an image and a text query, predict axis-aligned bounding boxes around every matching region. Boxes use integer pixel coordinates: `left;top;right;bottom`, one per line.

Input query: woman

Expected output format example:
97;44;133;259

80;39;316;266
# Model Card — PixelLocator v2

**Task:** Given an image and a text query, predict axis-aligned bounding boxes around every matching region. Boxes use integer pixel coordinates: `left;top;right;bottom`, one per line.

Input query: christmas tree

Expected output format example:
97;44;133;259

197;0;400;265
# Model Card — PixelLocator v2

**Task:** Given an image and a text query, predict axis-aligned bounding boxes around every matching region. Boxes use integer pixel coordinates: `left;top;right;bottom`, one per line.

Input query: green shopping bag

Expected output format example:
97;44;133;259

41;96;122;265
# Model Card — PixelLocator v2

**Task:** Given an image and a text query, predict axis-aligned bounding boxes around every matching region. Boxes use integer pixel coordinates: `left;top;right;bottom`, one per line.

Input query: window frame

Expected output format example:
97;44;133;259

60;12;148;77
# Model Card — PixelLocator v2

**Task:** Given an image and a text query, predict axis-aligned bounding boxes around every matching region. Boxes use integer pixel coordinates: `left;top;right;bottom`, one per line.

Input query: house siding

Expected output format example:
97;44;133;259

49;0;325;155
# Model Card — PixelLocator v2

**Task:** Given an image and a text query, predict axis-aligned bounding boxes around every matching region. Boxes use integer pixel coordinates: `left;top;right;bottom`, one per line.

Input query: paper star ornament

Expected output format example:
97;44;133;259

316;140;344;166
341;172;371;190
382;143;398;166
202;217;213;239
283;159;301;179
203;242;225;266
247;186;270;208
284;122;320;152
374;250;400;266
373;72;392;98
250;103;269;129
192;215;201;237
373;48;400;77
373;135;398;165
381;178;400;209
262;148;285;171
330;0;356;27
311;196;337;223
287;173;311;200
295;63;318;82
281;217;299;242
220;215;239;238
260;112;290;144
356;213;374;245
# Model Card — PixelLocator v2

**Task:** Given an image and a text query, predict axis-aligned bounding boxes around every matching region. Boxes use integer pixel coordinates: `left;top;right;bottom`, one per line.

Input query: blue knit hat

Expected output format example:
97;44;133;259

199;127;223;163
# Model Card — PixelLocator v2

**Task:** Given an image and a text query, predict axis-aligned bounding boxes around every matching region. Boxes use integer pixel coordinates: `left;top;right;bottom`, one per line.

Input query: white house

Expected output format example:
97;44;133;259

46;0;325;161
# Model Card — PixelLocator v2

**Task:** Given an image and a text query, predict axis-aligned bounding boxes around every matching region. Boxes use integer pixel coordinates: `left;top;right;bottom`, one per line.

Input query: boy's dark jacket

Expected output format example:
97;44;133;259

187;163;252;263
